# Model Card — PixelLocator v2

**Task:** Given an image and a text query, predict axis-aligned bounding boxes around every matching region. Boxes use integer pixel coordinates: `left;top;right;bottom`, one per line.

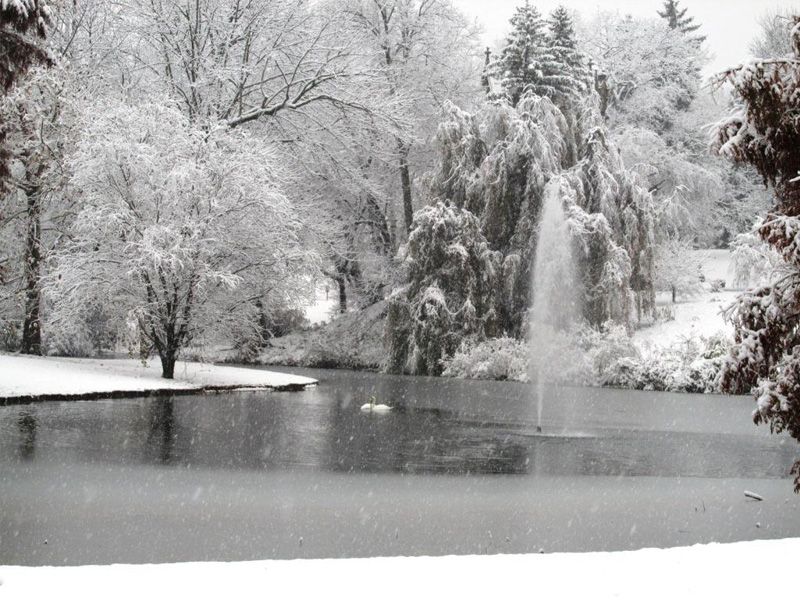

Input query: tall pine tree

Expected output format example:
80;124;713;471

658;0;706;42
539;6;591;107
491;1;547;107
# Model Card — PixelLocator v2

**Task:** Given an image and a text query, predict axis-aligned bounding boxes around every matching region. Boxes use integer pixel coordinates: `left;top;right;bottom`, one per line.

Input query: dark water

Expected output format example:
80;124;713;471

1;367;799;565
0;367;793;479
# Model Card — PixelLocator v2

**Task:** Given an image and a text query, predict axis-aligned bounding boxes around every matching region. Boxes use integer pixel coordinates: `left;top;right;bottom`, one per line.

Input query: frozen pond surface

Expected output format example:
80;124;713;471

1;367;799;565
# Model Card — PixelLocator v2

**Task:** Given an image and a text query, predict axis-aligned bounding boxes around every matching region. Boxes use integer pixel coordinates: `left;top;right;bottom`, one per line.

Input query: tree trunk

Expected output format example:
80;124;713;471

398;140;414;234
20;190;42;355
671;286;676;304
160;350;177;379
337;276;347;314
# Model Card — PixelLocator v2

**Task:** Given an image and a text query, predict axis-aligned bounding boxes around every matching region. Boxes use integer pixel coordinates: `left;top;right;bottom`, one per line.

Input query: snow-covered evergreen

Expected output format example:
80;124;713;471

490;1;548;107
713;17;800;491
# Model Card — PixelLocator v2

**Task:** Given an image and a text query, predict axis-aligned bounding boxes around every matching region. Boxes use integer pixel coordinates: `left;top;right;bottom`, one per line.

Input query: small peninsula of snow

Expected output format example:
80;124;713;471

0;354;316;400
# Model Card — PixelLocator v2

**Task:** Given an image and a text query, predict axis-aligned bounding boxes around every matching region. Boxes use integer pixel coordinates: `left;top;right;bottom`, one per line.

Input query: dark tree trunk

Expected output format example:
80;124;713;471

21;190;42;355
671;286;676;304
337;276;347;314
398;140;414;234
160;350;177;379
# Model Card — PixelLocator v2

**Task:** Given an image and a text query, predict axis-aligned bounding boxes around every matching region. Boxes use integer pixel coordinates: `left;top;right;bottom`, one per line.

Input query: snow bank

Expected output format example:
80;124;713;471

0;354;316;400
0;538;796;600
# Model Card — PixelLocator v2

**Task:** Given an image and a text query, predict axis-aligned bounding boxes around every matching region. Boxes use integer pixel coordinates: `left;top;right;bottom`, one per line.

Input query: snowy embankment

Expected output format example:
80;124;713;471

633;249;737;351
0;354;316;402
1;539;796;600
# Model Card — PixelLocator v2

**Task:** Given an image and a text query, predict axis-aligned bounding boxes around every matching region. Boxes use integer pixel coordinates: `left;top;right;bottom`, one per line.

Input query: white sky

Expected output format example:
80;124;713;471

453;0;799;75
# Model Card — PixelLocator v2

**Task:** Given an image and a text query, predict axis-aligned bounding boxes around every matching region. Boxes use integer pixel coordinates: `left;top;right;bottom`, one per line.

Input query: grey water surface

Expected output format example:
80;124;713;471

1;367;798;565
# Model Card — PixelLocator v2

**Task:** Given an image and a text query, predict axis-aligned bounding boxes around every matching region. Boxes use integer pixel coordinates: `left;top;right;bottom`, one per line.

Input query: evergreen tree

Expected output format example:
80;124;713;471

491;1;547;106
713;17;800;492
0;0;51;90
539;6;591;106
658;0;706;42
0;0;51;184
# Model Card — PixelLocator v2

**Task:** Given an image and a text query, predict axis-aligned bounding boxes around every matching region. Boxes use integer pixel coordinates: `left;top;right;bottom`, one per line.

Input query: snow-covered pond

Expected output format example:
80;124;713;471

1;367;799;565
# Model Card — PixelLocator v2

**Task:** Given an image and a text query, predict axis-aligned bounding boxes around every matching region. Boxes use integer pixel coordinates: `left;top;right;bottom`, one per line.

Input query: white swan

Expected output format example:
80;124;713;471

360;396;393;413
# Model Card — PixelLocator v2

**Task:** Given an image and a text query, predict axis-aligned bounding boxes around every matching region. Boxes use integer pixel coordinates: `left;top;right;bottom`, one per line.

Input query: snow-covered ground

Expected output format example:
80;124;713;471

303;283;338;325
1;539;796;600
0;354;316;399
634;249;736;351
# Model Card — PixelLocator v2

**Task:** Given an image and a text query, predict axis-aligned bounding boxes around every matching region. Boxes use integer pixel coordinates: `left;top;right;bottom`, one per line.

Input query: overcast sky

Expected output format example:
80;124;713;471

453;0;799;76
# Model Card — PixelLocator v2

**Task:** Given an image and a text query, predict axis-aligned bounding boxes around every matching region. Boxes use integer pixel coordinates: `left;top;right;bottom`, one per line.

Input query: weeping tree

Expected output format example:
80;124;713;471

386;202;502;375
713;17;800;492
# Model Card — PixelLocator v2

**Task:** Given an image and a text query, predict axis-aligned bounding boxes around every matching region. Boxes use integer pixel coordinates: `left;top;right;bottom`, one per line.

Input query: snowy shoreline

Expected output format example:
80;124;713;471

0;354;316;403
1;538;797;599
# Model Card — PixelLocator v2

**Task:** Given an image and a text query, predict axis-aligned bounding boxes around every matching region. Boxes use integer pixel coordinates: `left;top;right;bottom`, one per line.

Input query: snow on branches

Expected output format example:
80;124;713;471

48;98;311;378
714;16;800;491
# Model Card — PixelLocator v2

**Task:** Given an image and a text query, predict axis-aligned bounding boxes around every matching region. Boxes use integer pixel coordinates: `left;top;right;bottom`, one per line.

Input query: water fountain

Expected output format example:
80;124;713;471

529;178;580;433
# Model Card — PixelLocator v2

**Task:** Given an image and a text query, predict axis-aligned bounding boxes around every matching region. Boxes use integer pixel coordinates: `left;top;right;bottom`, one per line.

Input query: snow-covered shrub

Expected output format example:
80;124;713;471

600;334;729;393
442;336;529;381
580;322;639;381
0;318;20;351
43;302;119;358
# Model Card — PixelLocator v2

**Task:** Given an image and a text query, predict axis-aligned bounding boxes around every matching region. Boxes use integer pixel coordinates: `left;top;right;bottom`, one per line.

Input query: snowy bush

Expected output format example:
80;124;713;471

442;336;529;381
600;334;729;393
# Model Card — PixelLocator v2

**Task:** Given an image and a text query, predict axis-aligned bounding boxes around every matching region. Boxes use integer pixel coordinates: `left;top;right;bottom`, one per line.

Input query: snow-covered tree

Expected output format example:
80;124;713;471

490;1;548;107
653;237;704;302
48;99;311;378
386;201;501;375
0;65;72;355
0;0;52;184
342;0;481;235
750;7;798;58
559;126;656;325
0;0;51;90
730;223;783;290
657;0;705;41
583;12;706;131
539;6;591;108
713;17;800;491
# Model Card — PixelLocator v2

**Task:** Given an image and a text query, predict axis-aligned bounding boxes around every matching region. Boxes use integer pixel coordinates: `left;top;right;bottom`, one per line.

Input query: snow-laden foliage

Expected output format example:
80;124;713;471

713;17;800;491
583;12;706;132
0;64;75;355
559;126;656;326
47;99;312;378
0;0;50;90
653;237;705;303
388;81;657;372
386;202;501;375
442;335;529;382
730;222;783;289
539;7;592;109
441;321;727;393
0;0;51;183
426;93;572;336
490;1;549;107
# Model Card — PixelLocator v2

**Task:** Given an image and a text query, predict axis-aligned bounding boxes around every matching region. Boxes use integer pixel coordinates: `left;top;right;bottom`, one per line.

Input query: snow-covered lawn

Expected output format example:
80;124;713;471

0;538;796;600
0;354;316;400
634;249;737;351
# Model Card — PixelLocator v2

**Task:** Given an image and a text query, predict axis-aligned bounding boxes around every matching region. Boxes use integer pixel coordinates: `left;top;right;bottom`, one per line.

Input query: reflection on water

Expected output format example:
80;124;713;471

17;411;36;460
146;398;175;465
0;369;794;479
